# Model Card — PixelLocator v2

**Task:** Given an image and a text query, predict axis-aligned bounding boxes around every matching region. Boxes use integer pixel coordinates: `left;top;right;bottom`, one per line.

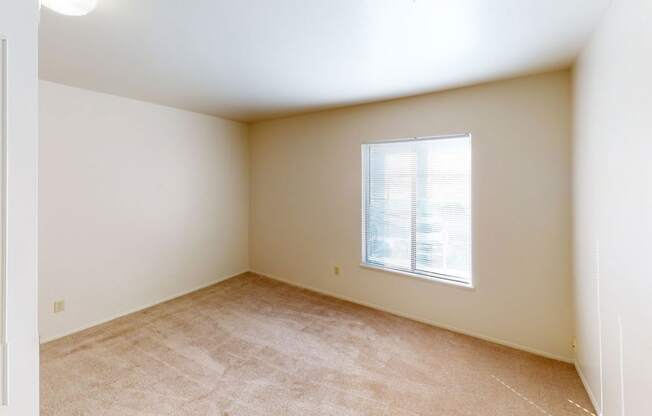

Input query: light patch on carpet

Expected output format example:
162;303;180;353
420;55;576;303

491;374;554;416
567;399;597;416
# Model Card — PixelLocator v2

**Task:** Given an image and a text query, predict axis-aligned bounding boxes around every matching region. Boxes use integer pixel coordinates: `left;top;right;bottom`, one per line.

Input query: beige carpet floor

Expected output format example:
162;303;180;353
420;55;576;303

41;272;595;416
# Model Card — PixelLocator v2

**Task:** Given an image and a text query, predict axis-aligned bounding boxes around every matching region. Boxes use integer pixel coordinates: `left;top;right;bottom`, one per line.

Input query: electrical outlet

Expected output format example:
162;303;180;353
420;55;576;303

571;337;577;352
334;266;340;276
54;300;65;313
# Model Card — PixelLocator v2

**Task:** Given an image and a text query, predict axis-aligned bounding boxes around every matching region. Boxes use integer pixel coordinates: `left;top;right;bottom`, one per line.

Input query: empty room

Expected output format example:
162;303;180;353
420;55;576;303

0;0;650;415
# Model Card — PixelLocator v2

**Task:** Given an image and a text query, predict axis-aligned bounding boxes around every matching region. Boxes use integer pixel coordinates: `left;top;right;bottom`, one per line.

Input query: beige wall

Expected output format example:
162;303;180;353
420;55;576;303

250;71;573;361
573;0;652;414
39;81;249;342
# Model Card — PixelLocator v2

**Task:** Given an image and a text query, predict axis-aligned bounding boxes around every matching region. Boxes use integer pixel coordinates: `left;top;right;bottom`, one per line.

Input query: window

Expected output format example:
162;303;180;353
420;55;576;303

361;134;472;286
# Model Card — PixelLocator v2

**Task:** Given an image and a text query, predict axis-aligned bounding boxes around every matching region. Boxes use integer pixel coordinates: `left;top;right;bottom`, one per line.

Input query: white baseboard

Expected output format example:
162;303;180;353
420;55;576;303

39;270;248;344
250;269;574;364
575;360;602;416
41;268;575;366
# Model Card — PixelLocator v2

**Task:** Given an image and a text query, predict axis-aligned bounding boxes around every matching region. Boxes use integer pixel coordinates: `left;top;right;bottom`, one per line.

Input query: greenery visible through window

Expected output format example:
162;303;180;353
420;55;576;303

361;135;472;285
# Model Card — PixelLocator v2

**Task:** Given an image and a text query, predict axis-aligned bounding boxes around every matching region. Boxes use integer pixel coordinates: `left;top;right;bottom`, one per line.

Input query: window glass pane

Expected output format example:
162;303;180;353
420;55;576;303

415;137;471;279
362;135;471;283
365;142;414;269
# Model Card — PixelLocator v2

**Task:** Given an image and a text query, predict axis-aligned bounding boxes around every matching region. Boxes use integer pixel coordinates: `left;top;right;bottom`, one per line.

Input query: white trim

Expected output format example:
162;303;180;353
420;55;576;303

618;315;625;416
360;263;474;290
596;239;604;412
0;35;7;407
575;360;602;416
39;270;248;344
251;269;573;364
362;133;471;145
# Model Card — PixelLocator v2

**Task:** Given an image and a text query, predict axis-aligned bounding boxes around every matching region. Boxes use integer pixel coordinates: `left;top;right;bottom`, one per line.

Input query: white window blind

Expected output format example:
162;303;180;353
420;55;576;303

362;135;472;285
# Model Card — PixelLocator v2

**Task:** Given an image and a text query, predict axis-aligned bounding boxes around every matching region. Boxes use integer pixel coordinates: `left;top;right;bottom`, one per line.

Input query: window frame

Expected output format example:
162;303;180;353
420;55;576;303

360;133;474;289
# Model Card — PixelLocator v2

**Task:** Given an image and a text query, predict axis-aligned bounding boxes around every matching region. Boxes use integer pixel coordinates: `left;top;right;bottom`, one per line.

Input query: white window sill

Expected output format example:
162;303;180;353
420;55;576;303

360;263;474;290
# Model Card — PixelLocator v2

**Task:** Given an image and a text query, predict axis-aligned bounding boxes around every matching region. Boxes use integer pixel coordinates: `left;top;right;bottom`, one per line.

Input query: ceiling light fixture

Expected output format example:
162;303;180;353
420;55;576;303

41;0;98;16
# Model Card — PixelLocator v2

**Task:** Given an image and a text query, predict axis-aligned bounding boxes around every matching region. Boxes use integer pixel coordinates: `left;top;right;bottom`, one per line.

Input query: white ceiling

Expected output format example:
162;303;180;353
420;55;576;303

39;0;610;122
